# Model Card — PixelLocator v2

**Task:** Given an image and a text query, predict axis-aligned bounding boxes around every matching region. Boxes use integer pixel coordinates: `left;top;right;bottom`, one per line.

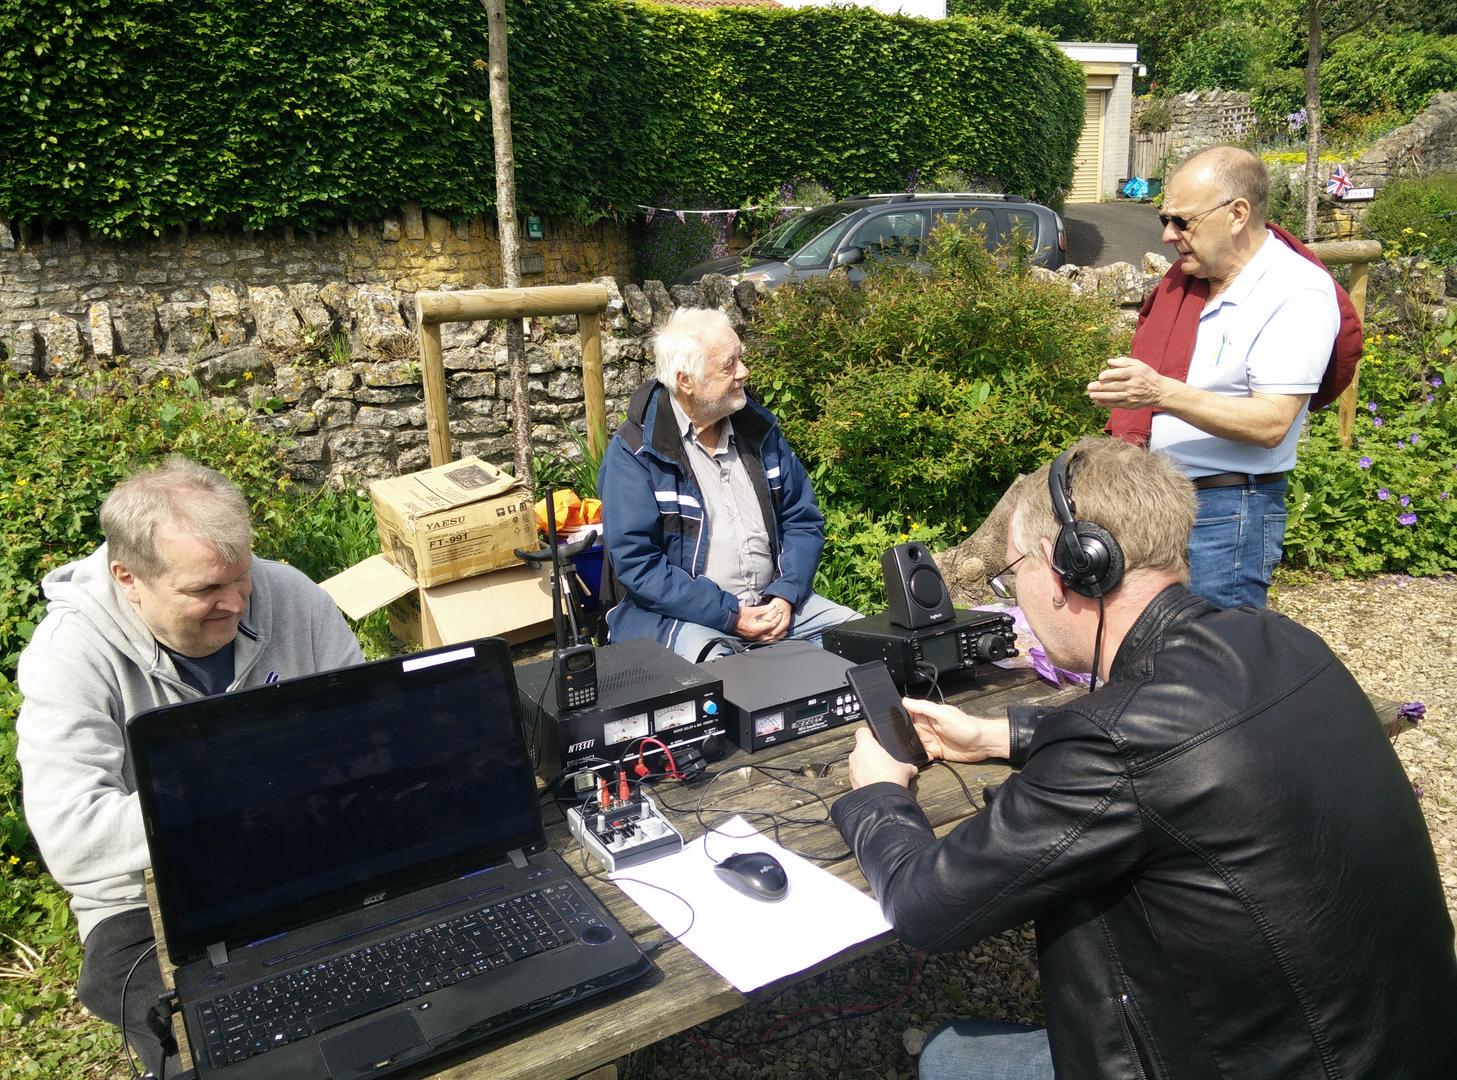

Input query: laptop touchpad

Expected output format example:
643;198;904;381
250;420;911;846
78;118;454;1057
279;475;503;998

319;1011;426;1077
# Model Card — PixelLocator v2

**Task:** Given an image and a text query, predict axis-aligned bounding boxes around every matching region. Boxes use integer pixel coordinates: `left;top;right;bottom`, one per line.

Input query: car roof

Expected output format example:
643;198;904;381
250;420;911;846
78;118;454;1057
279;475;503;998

836;192;1035;208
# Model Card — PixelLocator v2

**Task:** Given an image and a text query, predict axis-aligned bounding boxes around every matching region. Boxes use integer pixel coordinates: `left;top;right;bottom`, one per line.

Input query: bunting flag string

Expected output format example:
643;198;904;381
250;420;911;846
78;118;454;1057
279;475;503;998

635;202;817;219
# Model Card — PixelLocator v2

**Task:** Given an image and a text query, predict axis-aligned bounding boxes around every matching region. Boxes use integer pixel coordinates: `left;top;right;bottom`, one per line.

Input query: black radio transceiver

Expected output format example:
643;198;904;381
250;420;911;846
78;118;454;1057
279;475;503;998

824;609;1017;686
555;643;598;711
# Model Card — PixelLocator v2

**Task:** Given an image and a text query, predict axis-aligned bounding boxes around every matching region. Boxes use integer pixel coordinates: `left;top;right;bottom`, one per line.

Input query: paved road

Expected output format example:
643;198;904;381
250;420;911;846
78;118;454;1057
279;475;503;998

1062;201;1168;269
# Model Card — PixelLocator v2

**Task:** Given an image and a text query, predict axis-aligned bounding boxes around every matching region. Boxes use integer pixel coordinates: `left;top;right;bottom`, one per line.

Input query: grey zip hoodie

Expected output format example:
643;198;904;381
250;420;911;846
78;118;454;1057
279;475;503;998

16;544;363;942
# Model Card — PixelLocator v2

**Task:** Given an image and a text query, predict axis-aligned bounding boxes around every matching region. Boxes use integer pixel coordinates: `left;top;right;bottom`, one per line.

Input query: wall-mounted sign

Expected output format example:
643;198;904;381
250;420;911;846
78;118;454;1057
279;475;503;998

526;215;544;240
1341;188;1375;201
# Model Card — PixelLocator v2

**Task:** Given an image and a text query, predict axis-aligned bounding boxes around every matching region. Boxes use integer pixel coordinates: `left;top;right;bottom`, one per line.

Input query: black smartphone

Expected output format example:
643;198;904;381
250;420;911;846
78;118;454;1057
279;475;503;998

846;660;929;768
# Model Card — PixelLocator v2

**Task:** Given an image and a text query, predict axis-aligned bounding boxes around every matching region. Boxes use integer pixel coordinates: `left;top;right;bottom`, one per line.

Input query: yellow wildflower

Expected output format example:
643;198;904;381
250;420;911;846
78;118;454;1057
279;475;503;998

243;370;254;381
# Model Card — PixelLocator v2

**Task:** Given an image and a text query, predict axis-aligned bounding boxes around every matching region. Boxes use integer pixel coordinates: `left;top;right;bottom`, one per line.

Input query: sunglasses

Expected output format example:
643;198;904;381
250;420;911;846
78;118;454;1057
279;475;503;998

1157;198;1234;232
988;552;1028;601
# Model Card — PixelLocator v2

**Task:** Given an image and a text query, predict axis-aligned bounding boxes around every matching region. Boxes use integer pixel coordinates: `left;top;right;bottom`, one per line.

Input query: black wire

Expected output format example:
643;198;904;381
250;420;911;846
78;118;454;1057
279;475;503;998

120;940;159;1079
913;661;946;704
1089;596;1106;695
650;761;854;865
932;759;980;811
605;876;696;950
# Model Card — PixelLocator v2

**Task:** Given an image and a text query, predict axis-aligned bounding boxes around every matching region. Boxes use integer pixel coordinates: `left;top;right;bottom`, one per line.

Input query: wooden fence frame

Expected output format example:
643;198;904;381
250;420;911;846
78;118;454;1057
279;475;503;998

1307;239;1381;448
414;285;610;468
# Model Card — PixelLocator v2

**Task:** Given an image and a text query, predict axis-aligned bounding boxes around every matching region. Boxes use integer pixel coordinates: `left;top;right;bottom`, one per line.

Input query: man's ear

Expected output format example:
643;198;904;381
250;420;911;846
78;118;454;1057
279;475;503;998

675;368;695;400
1038;535;1069;606
110;560;141;603
1228;197;1253;235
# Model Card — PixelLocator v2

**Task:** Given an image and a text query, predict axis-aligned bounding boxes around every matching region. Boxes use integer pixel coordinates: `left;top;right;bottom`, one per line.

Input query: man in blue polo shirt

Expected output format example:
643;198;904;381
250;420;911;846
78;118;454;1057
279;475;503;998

1087;146;1340;608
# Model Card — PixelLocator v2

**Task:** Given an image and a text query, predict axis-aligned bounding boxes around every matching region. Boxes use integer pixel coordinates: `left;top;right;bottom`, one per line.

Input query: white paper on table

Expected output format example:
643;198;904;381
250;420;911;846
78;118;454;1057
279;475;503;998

608;815;892;992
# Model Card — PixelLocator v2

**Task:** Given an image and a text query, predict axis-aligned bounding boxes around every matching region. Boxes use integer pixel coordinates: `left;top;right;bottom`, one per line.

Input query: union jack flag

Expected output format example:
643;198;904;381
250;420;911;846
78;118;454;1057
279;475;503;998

1327;164;1353;198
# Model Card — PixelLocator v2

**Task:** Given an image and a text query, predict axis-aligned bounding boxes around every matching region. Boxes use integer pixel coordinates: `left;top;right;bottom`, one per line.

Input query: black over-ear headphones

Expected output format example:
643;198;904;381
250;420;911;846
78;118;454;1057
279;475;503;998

1048;448;1125;599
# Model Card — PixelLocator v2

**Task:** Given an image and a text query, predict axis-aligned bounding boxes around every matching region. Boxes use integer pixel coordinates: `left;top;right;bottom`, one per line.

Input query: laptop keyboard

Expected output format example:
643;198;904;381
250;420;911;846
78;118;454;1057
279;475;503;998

197;883;586;1069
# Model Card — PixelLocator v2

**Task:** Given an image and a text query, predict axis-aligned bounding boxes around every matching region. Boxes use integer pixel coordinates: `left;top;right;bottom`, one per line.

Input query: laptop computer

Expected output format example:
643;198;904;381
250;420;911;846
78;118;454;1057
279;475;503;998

127;637;654;1079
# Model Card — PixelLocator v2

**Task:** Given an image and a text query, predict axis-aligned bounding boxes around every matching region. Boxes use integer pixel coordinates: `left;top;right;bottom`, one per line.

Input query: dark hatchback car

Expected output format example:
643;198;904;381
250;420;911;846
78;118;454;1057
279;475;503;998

678;192;1065;288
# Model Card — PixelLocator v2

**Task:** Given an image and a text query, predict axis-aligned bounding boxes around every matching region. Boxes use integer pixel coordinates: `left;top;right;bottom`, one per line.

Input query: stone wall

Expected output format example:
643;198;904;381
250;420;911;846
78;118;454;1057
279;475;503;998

1352;92;1457;190
2;260;758;485
0;205;634;369
1131;90;1257;171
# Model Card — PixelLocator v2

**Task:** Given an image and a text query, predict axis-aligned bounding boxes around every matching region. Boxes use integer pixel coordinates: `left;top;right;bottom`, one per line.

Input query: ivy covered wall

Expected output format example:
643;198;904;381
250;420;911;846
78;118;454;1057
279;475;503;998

0;0;1083;238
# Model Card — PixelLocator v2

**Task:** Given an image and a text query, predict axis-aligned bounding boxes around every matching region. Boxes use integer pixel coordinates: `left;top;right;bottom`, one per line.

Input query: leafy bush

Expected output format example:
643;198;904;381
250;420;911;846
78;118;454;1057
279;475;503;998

1320;30;1457;127
0;2;1084;236
816;509;953;614
1363;173;1457;265
1284;318;1457;575
634;192;728;286
1166;22;1262;93
750;224;1123;533
948;0;1094;40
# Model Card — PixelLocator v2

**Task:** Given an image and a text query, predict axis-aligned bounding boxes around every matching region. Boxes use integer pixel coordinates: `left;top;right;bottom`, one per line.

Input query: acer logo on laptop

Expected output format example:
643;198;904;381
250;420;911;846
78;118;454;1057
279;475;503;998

362;892;387;906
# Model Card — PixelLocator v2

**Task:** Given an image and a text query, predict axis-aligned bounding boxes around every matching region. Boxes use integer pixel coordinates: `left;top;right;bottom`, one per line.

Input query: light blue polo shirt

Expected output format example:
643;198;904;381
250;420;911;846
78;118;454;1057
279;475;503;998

1149;232;1339;478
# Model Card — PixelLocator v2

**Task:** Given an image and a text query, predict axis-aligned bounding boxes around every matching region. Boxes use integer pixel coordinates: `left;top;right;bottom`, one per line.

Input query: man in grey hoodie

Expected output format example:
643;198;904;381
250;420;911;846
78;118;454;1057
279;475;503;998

16;456;362;1077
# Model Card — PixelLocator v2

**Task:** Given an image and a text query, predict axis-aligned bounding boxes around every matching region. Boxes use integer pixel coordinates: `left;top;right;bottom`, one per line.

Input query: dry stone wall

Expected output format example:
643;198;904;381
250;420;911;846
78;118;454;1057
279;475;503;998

2;245;758;485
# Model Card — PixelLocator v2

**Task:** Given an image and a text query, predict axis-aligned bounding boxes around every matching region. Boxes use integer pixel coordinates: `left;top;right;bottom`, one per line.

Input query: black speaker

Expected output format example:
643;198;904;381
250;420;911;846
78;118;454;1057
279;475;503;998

882;542;955;629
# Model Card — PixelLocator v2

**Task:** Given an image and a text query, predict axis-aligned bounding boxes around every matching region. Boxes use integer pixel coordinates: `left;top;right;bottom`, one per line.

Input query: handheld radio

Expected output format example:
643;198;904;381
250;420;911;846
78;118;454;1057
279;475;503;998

544;487;598;712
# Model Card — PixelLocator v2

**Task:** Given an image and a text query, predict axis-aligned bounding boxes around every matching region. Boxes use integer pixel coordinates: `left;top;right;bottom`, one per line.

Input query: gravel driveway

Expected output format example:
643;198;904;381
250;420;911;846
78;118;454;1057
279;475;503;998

625;574;1457;1079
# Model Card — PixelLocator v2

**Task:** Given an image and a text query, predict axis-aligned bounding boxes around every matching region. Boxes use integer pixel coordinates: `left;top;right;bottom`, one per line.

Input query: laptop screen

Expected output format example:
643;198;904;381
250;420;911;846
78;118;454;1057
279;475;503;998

129;638;543;961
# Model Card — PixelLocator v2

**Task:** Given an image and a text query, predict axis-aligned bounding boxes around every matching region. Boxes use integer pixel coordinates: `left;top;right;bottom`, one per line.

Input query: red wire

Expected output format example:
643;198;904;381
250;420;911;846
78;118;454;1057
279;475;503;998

634;736;681;779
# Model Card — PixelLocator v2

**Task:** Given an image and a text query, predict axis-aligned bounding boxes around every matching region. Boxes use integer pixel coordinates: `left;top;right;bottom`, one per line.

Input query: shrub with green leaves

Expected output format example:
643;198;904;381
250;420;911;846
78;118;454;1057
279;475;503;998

1284;317;1457;575
1362;173;1457;265
1320;30;1457;127
0;2;1084;237
1165;22;1262;93
816;509;953;615
750;224;1124;534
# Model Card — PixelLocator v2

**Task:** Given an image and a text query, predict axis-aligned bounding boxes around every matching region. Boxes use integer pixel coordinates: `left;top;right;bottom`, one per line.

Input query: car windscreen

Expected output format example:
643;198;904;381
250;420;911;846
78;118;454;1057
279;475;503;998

748;205;854;261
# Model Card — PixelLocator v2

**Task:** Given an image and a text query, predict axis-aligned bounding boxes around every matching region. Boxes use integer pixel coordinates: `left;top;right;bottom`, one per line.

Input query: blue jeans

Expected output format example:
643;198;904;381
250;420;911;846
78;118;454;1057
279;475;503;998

1187;478;1287;609
668;591;858;662
919;1019;1054;1080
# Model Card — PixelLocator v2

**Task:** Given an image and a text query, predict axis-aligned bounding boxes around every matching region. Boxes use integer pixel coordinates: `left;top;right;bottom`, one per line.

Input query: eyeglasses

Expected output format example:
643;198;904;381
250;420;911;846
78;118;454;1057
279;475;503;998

988;553;1027;601
1157;198;1234;232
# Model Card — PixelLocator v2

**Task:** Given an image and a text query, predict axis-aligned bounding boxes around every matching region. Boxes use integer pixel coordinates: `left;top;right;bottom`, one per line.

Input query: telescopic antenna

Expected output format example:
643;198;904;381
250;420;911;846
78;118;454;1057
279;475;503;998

544;487;568;653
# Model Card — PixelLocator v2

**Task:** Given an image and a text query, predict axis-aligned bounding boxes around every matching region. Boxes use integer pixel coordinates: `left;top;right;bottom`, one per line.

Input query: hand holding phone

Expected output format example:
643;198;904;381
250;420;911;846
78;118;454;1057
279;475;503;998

846;661;930;768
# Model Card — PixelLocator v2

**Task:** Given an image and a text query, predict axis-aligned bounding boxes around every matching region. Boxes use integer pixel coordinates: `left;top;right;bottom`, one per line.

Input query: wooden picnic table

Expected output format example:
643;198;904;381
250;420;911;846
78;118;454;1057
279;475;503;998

150;661;1406;1080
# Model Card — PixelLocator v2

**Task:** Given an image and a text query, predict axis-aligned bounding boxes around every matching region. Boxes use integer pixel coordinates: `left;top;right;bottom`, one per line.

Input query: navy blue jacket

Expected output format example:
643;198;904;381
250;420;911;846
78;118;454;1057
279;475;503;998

597;379;825;650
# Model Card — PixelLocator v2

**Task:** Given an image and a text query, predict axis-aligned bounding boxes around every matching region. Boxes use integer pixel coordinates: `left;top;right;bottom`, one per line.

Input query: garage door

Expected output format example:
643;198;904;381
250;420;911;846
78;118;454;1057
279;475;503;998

1068;89;1106;204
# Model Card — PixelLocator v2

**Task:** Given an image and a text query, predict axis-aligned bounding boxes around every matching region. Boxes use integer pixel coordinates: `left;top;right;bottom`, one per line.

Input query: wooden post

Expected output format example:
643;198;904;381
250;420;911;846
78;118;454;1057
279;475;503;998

416;296;452;468
579;313;606;458
413;285;610;467
1307;239;1381;449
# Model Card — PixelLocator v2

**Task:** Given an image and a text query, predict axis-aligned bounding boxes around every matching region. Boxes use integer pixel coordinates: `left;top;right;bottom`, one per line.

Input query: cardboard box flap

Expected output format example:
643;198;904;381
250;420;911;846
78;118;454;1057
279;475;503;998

425;563;554;643
369;457;522;518
320;555;418;621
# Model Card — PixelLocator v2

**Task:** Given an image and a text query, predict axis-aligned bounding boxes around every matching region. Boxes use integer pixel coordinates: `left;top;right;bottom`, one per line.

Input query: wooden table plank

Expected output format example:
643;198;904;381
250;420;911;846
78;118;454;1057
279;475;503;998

146;660;1403;1080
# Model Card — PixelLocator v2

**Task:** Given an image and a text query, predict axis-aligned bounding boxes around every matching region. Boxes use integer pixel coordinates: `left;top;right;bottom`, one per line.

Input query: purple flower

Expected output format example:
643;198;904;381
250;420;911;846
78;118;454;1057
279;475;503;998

1377;488;1390;500
1358;456;1372;468
1433;376;1444;388
1398;701;1426;723
1442;492;1452;500
1428;394;1436;403
1399;494;1411;506
1373;416;1384;427
1366;401;1378;412
1409;433;1419;445
1398;511;1418;525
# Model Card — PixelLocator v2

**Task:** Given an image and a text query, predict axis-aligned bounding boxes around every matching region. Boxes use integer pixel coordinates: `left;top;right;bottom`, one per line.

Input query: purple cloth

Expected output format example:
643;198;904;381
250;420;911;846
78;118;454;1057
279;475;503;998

974;603;1092;688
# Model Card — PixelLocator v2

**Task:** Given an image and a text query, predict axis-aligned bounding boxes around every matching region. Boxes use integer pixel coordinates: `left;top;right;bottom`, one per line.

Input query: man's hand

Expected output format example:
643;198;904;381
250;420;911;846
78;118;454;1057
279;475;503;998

847;726;919;790
1087;355;1170;411
902;698;1010;763
734;597;792;642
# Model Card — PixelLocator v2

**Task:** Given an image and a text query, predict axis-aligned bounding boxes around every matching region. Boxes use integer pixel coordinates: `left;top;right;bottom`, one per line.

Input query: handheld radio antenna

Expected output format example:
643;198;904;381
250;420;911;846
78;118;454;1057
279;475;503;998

544;487;569;652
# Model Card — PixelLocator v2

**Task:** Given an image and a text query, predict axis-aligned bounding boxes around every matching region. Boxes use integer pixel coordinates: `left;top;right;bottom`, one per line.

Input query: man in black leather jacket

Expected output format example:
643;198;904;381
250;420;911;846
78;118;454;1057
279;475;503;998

832;437;1457;1080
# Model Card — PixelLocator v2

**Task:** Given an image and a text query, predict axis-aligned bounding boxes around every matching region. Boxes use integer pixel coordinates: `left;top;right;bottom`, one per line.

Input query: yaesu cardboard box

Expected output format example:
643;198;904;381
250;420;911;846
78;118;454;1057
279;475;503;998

370;456;536;588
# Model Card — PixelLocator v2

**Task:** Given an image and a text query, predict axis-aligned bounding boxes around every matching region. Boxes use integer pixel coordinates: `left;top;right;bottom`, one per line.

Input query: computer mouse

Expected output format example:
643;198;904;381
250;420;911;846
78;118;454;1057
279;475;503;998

714;851;789;902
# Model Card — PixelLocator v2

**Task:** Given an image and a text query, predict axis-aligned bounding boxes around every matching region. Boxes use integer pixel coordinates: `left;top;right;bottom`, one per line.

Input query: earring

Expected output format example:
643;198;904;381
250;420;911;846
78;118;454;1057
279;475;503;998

1051;595;1066;609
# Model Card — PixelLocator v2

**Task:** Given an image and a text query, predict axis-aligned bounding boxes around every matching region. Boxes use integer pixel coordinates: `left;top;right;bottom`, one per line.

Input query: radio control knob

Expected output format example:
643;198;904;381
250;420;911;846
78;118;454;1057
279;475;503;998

976;633;1009;662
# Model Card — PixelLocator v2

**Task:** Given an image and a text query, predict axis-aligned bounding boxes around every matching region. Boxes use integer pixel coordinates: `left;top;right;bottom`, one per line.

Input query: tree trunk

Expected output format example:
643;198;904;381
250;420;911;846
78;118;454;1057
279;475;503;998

484;0;533;486
1303;0;1323;242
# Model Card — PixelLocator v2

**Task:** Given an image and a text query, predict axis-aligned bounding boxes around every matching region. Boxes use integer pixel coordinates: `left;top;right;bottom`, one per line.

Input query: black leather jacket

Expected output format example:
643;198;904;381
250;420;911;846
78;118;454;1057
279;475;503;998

833;585;1457;1079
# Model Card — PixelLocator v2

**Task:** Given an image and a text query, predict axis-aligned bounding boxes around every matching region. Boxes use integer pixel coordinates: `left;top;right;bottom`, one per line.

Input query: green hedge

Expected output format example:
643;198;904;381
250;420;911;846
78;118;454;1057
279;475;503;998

1320;30;1457;125
0;1;1084;237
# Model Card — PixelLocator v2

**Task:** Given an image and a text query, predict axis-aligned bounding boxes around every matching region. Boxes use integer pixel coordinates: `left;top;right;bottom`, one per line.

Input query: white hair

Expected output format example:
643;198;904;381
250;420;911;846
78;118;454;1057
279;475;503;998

101;455;253;578
653;307;736;386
